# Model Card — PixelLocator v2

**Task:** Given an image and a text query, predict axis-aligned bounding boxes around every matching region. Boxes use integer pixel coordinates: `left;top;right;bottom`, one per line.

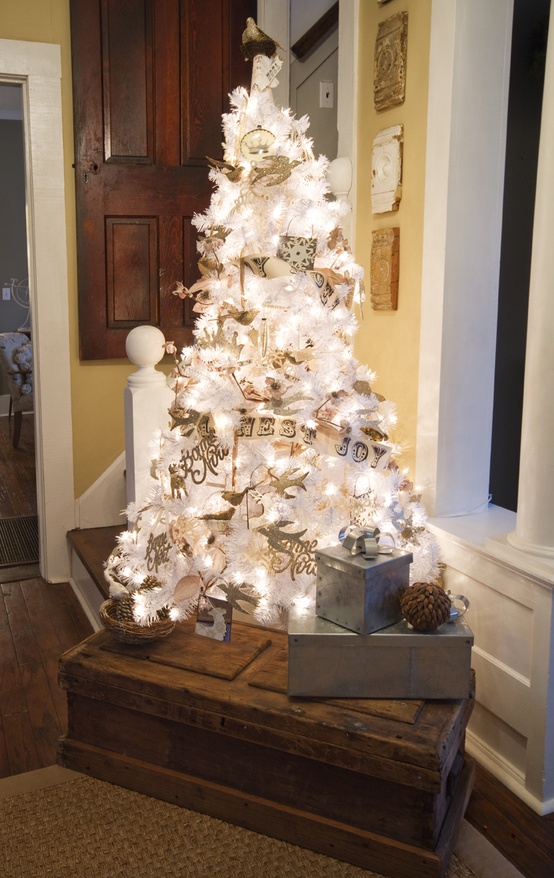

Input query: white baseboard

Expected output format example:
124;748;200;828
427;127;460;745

466;731;554;816
69;553;103;631
74;451;127;530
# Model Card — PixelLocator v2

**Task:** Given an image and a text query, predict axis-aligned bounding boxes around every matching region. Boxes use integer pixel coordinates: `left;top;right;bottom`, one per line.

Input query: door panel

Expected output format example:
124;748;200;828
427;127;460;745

101;0;153;163
70;0;255;359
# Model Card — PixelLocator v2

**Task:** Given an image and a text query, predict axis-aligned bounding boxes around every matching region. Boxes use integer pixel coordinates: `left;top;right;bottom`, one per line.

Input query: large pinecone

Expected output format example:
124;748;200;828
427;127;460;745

400;582;451;631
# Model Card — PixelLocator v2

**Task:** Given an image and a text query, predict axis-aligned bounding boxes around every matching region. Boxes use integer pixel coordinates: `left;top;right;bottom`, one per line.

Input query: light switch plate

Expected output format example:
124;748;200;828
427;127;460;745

319;80;334;109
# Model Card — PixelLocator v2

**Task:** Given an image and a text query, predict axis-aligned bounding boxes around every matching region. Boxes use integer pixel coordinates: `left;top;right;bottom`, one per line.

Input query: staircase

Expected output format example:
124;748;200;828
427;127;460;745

67;326;173;628
67;525;122;627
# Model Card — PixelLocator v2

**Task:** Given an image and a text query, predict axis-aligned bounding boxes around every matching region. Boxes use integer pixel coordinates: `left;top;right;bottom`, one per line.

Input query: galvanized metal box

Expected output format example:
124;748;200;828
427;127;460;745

315;544;412;634
288;605;474;699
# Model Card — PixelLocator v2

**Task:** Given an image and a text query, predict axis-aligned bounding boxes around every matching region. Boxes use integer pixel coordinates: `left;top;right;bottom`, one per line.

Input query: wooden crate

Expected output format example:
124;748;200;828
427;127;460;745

58;620;475;878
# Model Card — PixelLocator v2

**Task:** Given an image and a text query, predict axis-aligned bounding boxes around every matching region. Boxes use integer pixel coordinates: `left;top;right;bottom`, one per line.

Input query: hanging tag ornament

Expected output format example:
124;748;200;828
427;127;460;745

260;317;269;357
251;53;283;90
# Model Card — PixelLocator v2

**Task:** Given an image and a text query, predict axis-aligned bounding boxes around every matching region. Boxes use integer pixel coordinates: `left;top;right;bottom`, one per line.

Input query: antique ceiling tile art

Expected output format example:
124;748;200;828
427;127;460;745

370;227;400;311
374;11;408;112
371;124;403;214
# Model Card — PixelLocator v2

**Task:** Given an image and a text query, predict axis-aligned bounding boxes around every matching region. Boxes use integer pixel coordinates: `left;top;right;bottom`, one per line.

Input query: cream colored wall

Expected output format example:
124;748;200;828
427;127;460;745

0;0;133;498
355;0;431;475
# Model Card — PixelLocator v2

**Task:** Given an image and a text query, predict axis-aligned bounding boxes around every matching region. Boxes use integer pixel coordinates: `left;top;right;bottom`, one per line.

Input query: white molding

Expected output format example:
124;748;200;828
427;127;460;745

431;517;554;813
68;569;102;632
0;39;75;581
417;0;514;516
257;0;290;108
429;507;554;591
466;732;554;817
337;0;358;249
74;452;127;530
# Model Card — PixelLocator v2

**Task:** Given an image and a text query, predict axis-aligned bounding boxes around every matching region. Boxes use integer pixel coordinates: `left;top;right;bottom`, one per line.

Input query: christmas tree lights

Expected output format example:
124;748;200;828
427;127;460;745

104;20;441;629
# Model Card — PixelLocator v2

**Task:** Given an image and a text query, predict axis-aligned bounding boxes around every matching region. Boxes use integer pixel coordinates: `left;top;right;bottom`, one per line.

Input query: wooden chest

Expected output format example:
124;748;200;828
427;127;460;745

58;621;475;878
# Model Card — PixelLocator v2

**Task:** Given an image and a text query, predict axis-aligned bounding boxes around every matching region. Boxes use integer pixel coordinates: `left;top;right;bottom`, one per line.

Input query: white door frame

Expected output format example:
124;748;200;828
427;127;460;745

257;0;359;239
0;38;76;581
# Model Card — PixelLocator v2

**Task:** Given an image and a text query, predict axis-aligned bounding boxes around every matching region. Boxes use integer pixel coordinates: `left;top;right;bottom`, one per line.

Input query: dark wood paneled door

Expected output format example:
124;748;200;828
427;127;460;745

70;0;255;360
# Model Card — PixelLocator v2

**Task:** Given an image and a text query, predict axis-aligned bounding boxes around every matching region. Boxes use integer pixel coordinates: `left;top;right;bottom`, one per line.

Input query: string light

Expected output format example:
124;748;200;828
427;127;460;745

104;42;440;629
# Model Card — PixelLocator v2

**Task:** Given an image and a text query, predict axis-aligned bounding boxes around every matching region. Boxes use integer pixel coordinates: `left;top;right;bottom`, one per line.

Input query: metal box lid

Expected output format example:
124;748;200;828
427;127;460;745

315;544;413;581
289;604;474;646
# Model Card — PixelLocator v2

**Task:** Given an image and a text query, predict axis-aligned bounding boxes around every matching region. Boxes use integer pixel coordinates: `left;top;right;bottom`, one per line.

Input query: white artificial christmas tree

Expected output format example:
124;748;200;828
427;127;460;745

104;20;441;629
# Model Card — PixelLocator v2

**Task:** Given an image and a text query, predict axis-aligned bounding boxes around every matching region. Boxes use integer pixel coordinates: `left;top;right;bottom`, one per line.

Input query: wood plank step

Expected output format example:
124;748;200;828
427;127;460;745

67;526;122;600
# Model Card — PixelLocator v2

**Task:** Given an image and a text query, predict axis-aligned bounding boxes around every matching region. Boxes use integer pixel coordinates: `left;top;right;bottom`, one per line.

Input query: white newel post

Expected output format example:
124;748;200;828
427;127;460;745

125;326;174;511
328;157;353;240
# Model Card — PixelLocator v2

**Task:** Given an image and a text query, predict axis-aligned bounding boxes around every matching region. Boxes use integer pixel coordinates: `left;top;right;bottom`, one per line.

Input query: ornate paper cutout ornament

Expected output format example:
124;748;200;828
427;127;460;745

277;236;317;272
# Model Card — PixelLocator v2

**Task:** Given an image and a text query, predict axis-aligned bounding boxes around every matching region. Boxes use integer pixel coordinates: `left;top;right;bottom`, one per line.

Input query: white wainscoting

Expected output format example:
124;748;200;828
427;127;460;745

430;509;554;815
74;451;127;530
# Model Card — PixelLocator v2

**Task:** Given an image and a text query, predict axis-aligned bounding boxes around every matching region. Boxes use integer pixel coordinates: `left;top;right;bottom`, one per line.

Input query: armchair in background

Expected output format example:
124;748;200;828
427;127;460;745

0;331;34;448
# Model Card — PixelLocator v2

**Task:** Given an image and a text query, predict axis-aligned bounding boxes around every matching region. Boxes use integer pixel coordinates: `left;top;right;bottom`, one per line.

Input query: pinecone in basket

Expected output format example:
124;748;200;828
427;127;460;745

111;594;136;623
400;582;451;631
112;577;170;623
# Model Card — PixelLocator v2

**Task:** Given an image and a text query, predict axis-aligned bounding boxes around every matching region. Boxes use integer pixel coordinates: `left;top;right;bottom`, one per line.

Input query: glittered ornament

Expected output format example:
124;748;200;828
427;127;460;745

242;18;279;60
400;582;451;631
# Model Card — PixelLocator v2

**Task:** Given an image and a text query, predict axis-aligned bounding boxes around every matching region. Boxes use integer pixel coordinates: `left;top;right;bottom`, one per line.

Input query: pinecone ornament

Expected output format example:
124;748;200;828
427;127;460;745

400;582;451;631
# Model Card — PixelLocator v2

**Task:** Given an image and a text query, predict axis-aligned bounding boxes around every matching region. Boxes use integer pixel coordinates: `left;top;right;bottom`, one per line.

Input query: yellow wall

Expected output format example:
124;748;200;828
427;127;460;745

355;1;431;475
0;0;432;495
0;0;133;497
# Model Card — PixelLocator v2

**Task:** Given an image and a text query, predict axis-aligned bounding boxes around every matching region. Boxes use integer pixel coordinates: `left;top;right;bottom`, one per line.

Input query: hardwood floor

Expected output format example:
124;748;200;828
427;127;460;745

0;577;93;775
0;412;36;517
0;412;553;877
467;764;554;878
0;411;93;776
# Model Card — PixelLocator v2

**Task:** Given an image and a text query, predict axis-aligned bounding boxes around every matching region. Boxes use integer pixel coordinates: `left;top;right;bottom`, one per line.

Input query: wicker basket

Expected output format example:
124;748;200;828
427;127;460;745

100;597;175;645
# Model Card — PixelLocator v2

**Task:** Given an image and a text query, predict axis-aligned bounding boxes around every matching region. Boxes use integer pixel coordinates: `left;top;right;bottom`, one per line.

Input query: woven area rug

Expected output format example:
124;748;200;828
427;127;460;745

0;768;524;878
0;514;39;567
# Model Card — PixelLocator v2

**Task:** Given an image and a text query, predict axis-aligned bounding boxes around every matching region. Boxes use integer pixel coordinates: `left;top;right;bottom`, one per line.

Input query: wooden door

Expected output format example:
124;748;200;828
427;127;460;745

70;0;255;360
